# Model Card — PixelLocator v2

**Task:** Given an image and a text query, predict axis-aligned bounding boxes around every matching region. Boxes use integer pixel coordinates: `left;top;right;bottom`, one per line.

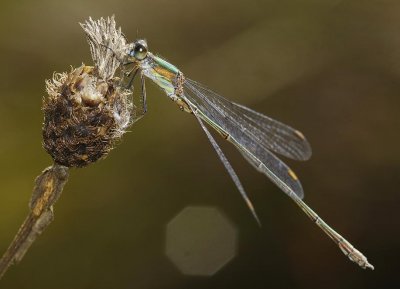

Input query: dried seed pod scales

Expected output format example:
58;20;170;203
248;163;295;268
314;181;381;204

43;65;132;167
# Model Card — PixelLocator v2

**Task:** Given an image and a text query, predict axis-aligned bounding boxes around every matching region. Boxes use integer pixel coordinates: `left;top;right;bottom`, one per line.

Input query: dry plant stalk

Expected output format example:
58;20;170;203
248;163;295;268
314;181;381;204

0;165;68;279
0;16;130;279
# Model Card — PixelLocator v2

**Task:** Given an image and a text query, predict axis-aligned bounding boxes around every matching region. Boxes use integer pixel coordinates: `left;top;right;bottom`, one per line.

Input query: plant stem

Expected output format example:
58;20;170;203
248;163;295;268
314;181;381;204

0;164;69;279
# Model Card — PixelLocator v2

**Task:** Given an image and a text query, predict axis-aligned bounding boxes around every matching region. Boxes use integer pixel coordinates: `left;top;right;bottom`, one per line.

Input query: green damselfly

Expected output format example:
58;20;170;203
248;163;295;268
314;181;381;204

117;38;373;270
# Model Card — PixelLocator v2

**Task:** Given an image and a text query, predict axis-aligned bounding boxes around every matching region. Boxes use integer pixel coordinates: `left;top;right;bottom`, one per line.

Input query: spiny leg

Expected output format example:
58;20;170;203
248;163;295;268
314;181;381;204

140;72;147;114
123;65;139;90
119;65;146;122
130;71;147;123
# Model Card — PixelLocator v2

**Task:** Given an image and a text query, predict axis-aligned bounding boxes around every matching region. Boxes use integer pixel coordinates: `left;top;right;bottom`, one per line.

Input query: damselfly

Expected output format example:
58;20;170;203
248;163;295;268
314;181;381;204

116;39;373;270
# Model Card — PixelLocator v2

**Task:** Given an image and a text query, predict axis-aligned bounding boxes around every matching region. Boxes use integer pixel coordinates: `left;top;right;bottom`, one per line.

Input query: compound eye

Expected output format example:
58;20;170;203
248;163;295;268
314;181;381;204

134;43;148;60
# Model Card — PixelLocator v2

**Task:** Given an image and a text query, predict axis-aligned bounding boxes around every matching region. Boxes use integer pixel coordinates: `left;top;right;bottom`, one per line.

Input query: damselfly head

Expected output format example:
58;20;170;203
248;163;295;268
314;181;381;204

128;39;148;61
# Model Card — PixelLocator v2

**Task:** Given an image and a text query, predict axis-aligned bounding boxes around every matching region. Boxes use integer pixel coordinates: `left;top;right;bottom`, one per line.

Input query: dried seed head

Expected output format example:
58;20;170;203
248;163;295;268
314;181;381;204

43;65;132;167
42;16;132;168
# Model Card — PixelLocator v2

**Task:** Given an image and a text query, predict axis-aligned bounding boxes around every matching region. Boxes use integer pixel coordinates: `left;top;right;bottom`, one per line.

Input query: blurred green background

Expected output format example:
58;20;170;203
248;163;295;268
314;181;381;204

0;0;399;288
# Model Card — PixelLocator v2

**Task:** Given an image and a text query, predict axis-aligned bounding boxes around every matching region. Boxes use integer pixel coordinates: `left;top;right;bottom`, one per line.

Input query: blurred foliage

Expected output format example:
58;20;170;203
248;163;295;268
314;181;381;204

0;0;398;288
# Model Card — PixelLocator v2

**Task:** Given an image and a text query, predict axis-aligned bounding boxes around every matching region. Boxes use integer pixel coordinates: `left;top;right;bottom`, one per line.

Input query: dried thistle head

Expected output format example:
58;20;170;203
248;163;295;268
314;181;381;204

80;16;128;80
42;17;131;168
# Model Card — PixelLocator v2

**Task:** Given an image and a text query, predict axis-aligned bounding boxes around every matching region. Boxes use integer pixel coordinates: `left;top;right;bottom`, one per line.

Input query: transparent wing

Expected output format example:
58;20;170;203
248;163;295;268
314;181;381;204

186;79;312;161
183;79;309;199
230;102;311;161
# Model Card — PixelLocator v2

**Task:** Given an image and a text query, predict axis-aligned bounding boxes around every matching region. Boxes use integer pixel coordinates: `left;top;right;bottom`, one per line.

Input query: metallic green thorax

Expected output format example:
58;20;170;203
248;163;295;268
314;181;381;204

153;56;180;75
141;54;181;95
